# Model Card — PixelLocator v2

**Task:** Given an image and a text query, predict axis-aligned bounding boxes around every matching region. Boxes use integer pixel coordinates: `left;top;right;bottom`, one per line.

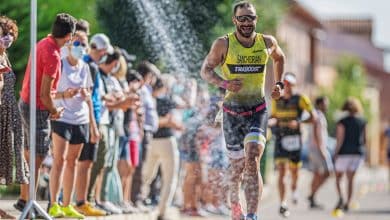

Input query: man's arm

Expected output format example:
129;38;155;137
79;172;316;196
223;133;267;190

264;35;285;99
263;35;285;83
200;37;242;92
200;37;227;87
40;74;63;118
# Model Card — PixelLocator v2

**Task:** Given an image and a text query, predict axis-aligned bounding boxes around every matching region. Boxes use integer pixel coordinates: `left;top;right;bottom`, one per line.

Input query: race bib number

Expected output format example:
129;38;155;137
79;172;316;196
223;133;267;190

281;135;301;151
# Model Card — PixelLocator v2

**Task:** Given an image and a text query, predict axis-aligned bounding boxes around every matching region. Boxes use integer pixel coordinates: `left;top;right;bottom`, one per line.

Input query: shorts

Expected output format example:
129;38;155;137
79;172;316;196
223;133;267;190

308;148;333;173
119;136;130;161
18;99;51;157
274;135;302;167
223;102;267;159
335;155;363;172
51;121;89;145
129;140;139;167
79;142;98;161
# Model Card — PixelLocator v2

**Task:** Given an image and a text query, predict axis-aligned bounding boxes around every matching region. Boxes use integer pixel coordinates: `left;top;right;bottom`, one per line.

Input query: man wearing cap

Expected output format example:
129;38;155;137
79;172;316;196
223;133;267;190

269;72;316;217
74;33;114;216
200;2;285;220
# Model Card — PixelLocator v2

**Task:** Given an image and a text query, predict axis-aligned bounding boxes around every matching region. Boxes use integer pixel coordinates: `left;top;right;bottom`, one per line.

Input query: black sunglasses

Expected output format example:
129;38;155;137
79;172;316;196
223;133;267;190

235;15;257;22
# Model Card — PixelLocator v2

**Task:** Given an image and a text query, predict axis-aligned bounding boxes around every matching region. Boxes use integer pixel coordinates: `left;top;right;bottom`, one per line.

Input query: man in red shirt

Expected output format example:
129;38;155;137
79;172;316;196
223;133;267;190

14;13;77;214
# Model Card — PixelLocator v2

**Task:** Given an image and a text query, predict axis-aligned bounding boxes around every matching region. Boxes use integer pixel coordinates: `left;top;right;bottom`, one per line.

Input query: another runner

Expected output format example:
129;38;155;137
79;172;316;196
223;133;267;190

269;72;316;218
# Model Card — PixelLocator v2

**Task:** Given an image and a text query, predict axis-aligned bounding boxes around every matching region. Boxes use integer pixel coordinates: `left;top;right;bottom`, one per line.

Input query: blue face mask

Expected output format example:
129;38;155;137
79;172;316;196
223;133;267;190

70;45;85;60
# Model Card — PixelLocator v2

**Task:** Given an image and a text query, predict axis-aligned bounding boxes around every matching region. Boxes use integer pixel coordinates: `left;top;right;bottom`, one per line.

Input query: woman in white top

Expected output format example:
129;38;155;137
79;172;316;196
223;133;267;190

48;31;99;219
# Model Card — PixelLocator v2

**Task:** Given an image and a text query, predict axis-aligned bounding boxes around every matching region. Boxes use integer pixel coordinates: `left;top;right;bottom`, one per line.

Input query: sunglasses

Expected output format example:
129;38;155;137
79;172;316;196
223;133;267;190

235;15;257;22
73;40;87;48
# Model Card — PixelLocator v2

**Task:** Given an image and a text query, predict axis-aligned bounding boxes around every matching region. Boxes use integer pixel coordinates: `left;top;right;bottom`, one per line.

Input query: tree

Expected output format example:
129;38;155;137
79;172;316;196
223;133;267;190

1;0;99;95
96;0;287;76
322;56;372;136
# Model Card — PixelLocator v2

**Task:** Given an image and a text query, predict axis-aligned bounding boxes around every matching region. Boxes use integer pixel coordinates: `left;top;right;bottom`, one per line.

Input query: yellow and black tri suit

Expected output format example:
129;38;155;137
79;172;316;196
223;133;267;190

221;32;269;159
271;94;313;167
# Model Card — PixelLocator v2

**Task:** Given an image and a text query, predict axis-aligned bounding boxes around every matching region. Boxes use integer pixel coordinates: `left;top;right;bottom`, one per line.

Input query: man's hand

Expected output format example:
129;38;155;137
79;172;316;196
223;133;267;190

221;78;243;92
271;84;282;99
50;107;65;120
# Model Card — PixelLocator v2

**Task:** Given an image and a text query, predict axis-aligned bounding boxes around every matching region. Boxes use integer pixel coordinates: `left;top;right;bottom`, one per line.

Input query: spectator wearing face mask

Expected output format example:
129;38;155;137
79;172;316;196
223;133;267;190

47;30;95;219
0;15;29;219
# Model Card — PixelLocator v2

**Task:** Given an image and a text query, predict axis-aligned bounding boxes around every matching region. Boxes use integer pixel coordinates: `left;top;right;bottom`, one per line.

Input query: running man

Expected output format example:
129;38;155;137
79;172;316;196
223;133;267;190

200;1;285;219
307;96;333;209
269;72;316;217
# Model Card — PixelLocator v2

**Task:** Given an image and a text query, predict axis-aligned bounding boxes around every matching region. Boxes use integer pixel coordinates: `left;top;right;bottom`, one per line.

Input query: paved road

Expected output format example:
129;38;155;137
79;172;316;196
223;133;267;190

2;166;389;219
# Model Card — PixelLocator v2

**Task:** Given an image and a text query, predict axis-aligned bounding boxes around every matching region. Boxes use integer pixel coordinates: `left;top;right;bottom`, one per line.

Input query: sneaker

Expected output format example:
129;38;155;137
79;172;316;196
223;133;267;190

119;201;139;214
62;205;85;219
292;191;299;205
48;203;65;218
13;199;26;212
75;202;107;216
279;205;290;218
231;203;245;220
308;196;324;210
135;200;151;213
217;204;230;216
98;201;122;214
246;213;258;220
204;203;219;214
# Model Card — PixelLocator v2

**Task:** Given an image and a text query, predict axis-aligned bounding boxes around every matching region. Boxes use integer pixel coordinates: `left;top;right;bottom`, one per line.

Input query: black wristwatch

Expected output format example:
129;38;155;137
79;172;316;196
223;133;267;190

276;81;284;90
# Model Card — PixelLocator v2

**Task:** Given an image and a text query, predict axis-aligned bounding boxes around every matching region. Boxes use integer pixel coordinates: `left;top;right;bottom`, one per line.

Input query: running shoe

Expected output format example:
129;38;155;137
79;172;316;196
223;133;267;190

279;205;290;218
75;202;107;216
308;196;324;209
204;203;219;214
331;198;344;218
217;204;230;216
62;205;85;219
292;191;299;205
119;201;139;214
231;203;245;220
48;202;65;218
97;201;123;214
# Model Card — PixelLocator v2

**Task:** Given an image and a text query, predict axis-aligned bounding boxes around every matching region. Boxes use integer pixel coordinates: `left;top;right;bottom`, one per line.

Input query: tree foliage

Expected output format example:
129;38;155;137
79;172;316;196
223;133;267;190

322;56;372;136
96;0;287;75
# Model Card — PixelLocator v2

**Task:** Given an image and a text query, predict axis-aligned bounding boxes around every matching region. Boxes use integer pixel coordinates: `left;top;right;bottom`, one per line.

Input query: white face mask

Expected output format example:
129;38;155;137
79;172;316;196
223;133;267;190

110;62;121;74
0;34;14;49
70;45;85;60
98;55;107;64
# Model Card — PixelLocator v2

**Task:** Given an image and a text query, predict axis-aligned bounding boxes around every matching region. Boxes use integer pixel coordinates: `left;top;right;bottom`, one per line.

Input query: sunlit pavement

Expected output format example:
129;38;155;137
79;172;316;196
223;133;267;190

2;166;389;220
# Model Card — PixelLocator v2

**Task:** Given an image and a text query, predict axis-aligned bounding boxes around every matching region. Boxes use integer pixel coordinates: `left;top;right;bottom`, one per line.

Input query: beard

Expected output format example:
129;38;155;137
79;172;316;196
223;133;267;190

237;25;255;38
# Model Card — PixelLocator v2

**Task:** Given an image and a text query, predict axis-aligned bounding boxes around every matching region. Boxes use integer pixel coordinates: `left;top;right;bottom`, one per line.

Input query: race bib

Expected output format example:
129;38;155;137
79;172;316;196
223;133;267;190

281;135;301;151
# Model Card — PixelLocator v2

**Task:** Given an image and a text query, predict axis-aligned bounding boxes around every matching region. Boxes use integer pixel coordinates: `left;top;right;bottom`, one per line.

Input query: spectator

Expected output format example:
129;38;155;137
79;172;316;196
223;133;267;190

14;13;77;216
48;30;94;219
333;97;367;215
131;61;159;211
140;74;183;220
74;33;112;217
0;15;29;219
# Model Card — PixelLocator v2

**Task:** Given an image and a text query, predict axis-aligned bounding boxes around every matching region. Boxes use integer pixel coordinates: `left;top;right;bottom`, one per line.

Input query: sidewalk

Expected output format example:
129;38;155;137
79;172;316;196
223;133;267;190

1;165;388;219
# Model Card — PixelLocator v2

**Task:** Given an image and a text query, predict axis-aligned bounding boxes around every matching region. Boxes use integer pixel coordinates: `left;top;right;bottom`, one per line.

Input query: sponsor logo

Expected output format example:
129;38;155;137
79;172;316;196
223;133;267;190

227;64;265;74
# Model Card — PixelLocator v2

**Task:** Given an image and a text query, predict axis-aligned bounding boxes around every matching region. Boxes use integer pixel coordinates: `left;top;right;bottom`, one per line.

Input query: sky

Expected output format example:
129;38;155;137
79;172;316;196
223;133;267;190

297;0;390;71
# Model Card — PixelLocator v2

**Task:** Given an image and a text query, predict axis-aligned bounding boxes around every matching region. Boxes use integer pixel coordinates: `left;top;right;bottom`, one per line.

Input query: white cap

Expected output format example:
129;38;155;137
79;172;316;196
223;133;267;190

283;73;297;85
90;33;114;54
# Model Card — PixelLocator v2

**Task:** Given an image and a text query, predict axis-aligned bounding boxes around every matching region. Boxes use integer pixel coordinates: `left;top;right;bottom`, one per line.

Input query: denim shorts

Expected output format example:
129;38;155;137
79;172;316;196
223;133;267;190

18;99;51;157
